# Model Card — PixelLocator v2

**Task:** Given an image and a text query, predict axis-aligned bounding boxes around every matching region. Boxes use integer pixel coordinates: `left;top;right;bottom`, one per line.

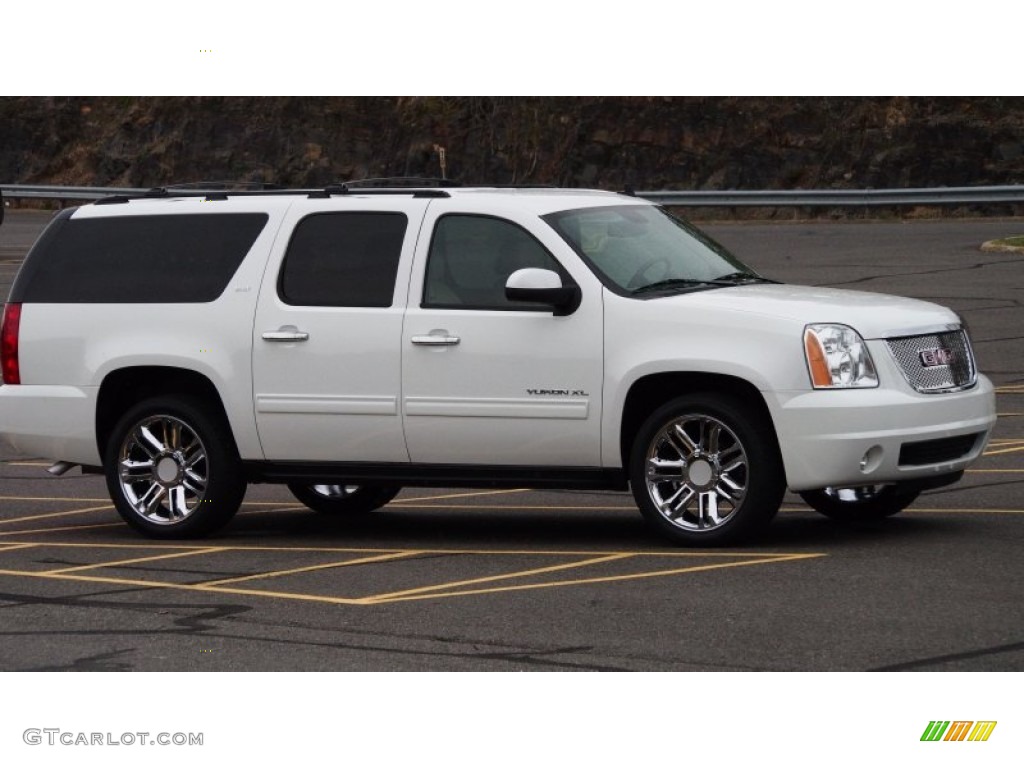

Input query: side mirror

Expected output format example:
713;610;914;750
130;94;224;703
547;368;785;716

505;268;581;316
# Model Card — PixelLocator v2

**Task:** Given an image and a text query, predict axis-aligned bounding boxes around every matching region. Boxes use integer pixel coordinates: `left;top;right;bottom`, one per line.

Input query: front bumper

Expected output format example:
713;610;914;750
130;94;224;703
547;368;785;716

769;374;996;491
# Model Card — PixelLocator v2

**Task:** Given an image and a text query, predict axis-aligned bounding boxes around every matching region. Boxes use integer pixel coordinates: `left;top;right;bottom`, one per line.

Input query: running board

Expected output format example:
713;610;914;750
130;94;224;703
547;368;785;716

243;461;628;491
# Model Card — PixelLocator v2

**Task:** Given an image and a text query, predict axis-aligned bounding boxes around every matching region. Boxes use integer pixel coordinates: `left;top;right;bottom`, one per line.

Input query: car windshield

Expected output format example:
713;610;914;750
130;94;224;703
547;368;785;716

543;204;763;295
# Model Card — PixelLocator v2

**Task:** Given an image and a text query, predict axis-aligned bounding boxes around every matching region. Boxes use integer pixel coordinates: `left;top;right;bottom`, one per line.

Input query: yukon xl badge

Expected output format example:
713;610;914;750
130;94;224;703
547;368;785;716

920;348;955;367
527;388;589;396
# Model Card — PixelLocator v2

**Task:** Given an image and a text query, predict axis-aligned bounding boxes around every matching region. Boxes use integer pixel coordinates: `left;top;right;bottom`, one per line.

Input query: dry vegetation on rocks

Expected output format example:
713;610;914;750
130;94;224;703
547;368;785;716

2;97;1022;206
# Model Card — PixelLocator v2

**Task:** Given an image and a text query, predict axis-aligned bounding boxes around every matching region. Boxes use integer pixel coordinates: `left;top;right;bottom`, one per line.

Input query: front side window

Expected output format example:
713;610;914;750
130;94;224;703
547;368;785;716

280;212;407;307
423;214;565;310
544;205;760;296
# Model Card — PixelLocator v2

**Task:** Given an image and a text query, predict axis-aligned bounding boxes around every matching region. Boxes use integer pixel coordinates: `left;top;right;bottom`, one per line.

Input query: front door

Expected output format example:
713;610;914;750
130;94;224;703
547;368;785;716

402;207;603;466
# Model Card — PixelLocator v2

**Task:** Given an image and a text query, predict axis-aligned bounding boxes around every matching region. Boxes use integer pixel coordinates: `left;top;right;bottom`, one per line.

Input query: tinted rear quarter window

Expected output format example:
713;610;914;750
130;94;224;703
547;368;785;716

11;212;269;303
279;212;408;307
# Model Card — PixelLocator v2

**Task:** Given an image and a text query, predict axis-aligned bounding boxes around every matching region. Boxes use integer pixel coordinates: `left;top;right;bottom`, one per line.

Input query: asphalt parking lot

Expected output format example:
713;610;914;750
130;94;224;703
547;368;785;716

0;211;1021;671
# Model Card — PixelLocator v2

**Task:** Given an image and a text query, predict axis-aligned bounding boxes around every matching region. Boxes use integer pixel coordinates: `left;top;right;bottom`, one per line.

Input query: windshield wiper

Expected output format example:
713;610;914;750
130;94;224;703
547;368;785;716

631;273;779;296
713;271;779;284
631;278;730;295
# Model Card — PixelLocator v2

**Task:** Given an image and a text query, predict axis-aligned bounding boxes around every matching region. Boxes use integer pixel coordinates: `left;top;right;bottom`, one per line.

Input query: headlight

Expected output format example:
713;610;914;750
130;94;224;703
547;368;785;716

804;323;878;388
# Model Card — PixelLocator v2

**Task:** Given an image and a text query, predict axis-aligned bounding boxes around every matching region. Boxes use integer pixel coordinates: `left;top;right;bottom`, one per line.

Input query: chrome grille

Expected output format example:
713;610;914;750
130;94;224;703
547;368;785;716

886;329;976;393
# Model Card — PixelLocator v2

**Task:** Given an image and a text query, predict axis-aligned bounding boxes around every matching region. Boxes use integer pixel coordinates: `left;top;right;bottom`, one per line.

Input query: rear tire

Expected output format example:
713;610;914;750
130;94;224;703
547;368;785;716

104;396;246;538
287;483;401;515
799;485;919;521
629;394;785;546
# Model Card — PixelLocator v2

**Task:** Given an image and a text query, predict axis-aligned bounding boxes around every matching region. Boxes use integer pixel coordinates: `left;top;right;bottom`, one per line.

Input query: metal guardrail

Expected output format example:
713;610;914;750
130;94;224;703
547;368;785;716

0;184;149;201
638;186;1024;207
2;183;1024;207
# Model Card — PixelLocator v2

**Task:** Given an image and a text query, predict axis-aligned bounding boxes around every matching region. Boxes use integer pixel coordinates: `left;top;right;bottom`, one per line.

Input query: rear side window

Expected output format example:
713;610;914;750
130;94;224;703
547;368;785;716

279;212;408;307
11;212;268;303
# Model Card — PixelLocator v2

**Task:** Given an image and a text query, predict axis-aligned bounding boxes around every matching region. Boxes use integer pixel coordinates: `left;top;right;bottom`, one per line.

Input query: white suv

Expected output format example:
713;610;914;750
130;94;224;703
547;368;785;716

0;183;997;545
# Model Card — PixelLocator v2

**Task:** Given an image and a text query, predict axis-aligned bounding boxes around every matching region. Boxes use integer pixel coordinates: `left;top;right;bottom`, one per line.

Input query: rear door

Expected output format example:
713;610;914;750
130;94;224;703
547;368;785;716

251;196;429;461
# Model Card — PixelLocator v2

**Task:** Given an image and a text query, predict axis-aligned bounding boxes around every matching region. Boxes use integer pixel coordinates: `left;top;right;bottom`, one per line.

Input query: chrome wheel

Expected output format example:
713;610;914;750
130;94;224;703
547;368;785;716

287;482;401;515
645;413;749;532
799;484;919;521
106;396;245;538
310;484;361;499
819;486;885;503
118;414;208;525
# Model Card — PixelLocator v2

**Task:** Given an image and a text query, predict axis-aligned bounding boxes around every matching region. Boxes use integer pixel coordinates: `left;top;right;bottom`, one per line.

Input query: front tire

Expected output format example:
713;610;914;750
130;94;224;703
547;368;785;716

287;483;401;515
799;485;920;521
104;396;246;538
629;394;785;546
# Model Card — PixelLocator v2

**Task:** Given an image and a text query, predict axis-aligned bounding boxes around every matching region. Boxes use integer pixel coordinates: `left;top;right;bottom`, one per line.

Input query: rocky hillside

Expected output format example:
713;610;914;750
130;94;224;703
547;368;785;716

2;97;1023;195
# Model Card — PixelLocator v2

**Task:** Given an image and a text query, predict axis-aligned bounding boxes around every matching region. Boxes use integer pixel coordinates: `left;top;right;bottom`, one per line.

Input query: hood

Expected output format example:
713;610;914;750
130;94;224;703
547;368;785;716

665;283;961;339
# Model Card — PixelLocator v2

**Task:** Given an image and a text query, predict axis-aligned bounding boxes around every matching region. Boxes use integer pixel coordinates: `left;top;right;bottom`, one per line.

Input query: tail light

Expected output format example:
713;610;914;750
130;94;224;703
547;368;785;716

1;302;21;385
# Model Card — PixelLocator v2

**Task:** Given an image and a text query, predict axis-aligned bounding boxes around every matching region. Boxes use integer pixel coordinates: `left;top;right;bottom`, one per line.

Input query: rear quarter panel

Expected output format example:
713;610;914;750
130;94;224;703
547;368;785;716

14;205;288;461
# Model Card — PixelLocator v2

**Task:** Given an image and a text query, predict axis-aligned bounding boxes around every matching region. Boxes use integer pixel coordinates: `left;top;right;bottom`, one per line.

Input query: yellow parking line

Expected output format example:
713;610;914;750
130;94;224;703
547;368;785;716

967;469;1024;473
0;495;110;503
241;505;306;515
197;550;422;587
0;522;124;537
366;553;827;605
392;503;637;511
0;552;825;608
0;541;198;551
0;495;509;511
0;504;113;525
0;495;307;507
0;541;820;557
982;445;1024;456
907;507;1024;514
0;568;367;605
241;501;304;508
4;461;51;467
0;543;40;553
364;553;635;602
390;489;530;504
41;547;229;575
198;584;366;605
784;500;1024;513
995;386;1024;393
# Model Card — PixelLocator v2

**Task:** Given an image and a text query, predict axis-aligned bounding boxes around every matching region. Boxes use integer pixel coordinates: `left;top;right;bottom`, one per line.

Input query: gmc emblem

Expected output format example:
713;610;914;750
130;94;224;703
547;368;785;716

920;348;955;367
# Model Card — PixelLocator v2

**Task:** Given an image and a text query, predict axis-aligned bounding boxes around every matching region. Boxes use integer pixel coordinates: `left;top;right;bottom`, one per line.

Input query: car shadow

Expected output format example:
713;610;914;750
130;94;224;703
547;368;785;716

220;502;970;552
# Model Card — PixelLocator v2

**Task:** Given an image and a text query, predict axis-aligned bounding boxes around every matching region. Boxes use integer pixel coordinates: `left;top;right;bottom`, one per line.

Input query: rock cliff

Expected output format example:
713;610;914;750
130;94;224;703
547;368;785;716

2;97;1022;195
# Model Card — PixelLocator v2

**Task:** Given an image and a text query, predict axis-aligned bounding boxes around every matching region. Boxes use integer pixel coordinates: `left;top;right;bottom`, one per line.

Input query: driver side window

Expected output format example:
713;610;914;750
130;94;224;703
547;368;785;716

423;214;563;310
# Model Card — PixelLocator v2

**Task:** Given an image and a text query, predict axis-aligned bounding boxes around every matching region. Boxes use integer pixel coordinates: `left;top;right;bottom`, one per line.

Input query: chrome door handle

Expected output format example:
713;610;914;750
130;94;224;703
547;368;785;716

411;334;460;346
262;327;309;342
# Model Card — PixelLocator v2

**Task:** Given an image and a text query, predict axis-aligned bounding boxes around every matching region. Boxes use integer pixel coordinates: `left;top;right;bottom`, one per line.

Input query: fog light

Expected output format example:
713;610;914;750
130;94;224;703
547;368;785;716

859;445;883;474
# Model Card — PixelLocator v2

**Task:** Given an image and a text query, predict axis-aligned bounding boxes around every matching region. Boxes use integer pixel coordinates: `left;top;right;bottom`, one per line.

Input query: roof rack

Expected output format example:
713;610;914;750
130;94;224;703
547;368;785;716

94;178;456;205
307;176;460;198
335;177;461;189
162;180;284;191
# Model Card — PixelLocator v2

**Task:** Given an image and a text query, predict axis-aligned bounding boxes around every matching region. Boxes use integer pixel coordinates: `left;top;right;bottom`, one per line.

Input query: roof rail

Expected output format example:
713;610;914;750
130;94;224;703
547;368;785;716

162;180;283;191
93;181;455;205
311;184;450;199
338;177;462;189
